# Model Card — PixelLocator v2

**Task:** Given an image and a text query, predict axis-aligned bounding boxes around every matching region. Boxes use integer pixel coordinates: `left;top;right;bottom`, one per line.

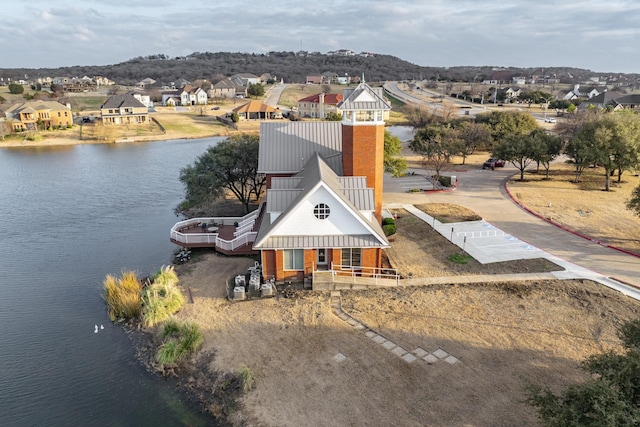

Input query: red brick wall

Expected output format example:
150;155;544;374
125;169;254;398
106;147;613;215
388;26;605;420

341;123;385;221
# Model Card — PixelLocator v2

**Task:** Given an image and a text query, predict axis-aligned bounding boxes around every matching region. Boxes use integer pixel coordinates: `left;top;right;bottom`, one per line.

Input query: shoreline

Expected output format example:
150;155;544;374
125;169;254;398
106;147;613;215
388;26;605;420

0;131;230;148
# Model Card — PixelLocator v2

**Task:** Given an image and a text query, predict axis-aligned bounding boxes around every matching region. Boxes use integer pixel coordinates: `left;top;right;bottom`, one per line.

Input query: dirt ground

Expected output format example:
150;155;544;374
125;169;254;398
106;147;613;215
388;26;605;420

171;204;640;426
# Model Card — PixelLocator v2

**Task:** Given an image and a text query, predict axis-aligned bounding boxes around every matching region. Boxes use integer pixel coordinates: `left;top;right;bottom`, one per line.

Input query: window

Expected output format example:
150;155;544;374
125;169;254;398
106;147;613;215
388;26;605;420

313;203;330;220
283;249;304;270
341;248;361;268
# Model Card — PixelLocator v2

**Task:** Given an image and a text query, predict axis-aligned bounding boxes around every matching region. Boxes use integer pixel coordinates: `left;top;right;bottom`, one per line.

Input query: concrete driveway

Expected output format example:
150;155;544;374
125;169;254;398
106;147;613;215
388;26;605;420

383;163;640;288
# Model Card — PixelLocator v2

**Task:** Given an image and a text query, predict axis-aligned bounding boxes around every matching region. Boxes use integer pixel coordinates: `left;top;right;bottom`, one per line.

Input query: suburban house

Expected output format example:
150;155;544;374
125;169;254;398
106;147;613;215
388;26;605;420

100;93;149;125
297;92;343;118
135;78;156;89
563;84;606;100
3;100;72;132
232;100;279;120
170;82;393;286
179;85;208;105
579;92;640;111
306;74;324;84
230;73;260;87
208;78;246;99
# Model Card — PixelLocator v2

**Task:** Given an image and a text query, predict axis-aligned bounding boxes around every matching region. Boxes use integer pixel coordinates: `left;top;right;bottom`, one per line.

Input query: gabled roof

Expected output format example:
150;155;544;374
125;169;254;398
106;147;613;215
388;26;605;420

212;78;243;90
257;121;343;174
4;100;70;116
232;100;276;114
338;83;391;111
298;93;343;105
101;93;146;109
253;153;388;250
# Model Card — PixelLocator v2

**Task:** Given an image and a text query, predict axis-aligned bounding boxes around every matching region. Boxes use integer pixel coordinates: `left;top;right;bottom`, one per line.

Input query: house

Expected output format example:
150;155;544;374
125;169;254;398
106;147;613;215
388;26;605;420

579;92;640;111
232;100;278;120
170;82;393;285
136;78;156;89
230;73;260;87
3;100;72;132
132;93;153;108
100;93;149;125
564;84;606;100
483;71;516;85
297;93;343;118
208;78;245;99
179;85;208;105
306;75;324;84
94;76;115;86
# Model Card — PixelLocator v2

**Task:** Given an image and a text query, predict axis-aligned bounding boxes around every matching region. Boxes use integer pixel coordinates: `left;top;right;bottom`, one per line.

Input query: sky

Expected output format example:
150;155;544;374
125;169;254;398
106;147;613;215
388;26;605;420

2;0;640;73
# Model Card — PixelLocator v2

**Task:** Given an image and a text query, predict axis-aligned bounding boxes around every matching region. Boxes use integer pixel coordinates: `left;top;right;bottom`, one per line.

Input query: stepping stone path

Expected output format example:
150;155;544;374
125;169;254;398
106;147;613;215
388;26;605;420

330;291;461;365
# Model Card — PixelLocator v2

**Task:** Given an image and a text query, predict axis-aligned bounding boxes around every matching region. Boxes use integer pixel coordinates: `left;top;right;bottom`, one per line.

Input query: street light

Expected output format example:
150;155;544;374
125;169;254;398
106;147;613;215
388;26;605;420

540;96;550;120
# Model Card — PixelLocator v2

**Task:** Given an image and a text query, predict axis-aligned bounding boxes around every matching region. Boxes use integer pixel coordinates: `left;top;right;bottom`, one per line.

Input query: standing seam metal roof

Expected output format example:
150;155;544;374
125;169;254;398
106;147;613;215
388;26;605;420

337;83;391;111
257;122;342;174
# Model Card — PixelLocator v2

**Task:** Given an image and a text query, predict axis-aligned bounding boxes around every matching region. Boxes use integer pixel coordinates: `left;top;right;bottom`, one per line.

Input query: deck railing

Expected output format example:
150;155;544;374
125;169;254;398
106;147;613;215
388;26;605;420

216;232;257;251
329;263;400;284
170;210;259;248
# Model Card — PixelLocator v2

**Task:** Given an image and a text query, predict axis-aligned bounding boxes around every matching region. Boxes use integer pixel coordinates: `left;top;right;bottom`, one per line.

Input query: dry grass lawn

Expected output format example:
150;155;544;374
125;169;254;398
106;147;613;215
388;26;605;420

168;201;640;426
508;162;640;255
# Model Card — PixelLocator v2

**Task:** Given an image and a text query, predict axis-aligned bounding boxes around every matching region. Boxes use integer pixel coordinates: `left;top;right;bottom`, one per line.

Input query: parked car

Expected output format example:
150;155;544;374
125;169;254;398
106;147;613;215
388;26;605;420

544;117;556;123
482;158;505;170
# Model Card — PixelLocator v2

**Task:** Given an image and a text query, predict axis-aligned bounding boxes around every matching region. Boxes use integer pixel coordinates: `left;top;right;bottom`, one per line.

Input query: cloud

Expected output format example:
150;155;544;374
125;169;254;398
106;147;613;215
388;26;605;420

1;0;639;73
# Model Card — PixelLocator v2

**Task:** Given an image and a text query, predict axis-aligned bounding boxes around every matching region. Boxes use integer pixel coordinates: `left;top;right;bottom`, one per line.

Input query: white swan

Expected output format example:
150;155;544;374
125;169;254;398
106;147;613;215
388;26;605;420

94;324;98;333
100;325;104;330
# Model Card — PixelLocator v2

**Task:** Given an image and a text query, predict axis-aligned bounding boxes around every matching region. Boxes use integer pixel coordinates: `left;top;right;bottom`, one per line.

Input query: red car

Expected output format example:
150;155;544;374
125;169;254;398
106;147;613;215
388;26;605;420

482;158;505;170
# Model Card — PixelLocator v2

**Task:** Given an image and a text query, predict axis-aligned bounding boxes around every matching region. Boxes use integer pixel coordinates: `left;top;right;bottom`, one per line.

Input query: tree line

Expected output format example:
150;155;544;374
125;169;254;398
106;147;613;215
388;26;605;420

408;108;640;213
0;51;629;87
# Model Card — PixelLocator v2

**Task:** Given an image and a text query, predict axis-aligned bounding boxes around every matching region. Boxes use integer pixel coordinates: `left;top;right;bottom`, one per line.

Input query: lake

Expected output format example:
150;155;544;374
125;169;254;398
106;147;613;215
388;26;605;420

0;138;223;426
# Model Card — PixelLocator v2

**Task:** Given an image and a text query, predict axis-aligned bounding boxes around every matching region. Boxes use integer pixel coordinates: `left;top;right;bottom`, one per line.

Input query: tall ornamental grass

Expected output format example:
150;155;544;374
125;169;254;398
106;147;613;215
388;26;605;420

155;319;204;365
142;266;185;327
103;271;142;321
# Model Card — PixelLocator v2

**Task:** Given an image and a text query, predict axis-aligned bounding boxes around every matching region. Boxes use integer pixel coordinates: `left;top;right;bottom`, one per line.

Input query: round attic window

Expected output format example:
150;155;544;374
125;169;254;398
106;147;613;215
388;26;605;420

313;203;330;220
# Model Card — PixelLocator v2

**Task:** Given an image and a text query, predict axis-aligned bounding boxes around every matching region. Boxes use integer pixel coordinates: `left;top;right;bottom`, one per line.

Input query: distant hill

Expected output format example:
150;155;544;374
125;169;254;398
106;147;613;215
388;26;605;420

0;51;637;87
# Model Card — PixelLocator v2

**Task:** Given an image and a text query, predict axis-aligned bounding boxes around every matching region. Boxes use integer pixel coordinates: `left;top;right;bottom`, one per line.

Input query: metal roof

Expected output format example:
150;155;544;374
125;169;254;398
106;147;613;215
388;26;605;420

338;83;391;111
257;122;343;174
253;153;388;250
255;234;386;249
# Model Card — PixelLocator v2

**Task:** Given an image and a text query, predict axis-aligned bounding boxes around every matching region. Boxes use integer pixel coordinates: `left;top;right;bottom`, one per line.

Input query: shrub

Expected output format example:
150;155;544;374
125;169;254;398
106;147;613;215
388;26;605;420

103;271;143;321
142;266;184;327
230;112;239;123
238;366;255;393
383;224;396;236
382;217;396;226
155;319;204;364
438;176;452;187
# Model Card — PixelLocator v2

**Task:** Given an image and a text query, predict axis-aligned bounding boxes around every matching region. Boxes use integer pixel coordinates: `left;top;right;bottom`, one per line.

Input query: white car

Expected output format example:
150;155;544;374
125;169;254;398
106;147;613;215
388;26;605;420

544;117;556;123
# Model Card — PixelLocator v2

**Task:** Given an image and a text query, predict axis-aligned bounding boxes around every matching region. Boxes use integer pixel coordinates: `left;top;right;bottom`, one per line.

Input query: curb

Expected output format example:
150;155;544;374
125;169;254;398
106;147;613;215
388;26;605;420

504;181;640;259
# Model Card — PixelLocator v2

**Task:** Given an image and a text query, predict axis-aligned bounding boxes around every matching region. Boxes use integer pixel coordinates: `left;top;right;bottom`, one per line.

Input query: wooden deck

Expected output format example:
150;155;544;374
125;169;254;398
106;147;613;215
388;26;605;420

170;209;263;256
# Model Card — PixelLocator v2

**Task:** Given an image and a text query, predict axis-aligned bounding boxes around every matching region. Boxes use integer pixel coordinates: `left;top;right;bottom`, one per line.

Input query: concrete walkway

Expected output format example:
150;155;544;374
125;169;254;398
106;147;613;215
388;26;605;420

385;203;640;301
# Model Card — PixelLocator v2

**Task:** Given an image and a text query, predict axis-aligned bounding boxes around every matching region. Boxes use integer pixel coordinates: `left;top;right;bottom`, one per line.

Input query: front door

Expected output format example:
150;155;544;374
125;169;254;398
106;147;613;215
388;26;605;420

316;248;328;270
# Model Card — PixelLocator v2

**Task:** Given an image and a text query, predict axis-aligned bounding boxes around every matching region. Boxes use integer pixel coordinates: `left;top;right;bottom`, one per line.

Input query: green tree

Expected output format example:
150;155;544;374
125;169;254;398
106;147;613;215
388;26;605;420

325;111;342;121
410;124;460;181
246;83;264;98
8;83;24;94
519;90;553;106
474;111;538;147
492;131;537;180
383;130;407;177
527;319;640;427
452;120;491;164
529;129;563;178
571;114;640;191
628;185;640;217
179;134;264;213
